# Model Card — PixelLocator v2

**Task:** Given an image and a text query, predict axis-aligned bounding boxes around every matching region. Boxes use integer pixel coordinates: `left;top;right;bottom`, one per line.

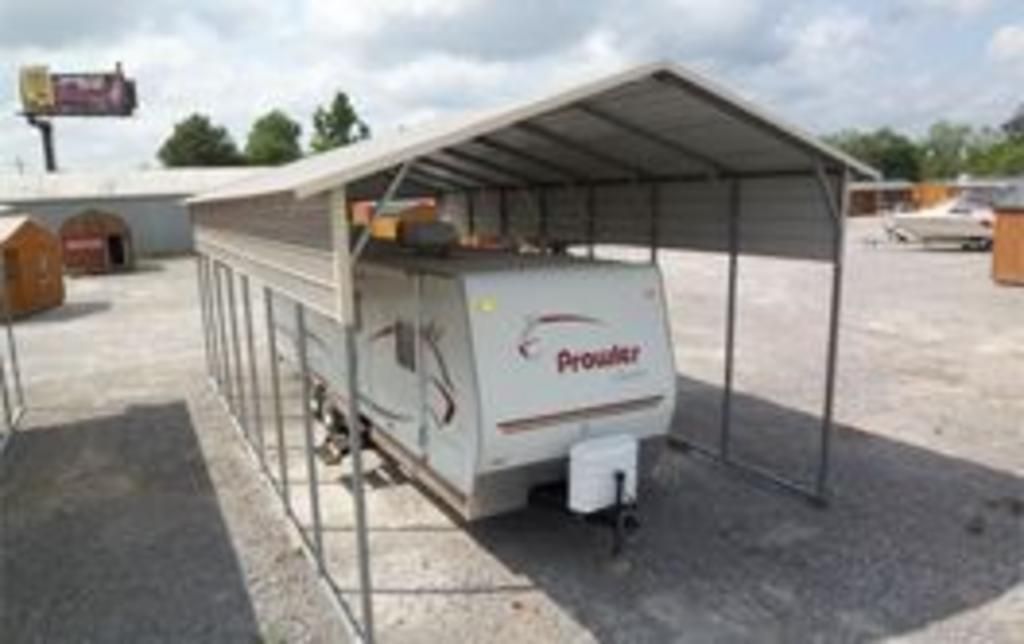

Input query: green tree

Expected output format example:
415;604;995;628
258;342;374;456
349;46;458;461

826;128;921;180
158;114;244;166
1003;104;1024;140
966;136;1024;176
310;91;370;153
245;109;302;165
920;121;974;179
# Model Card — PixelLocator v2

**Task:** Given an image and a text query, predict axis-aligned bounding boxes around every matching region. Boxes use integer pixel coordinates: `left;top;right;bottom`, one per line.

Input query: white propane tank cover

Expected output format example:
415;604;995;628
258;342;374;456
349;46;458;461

568;434;638;514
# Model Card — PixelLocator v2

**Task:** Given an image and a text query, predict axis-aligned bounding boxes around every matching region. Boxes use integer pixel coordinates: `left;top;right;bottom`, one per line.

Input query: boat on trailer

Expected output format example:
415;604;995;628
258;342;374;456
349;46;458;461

885;182;1014;249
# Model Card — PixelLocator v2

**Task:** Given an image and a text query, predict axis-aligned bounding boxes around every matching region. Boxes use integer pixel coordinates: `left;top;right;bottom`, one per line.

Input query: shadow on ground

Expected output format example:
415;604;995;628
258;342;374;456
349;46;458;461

460;375;1023;642
0;402;261;643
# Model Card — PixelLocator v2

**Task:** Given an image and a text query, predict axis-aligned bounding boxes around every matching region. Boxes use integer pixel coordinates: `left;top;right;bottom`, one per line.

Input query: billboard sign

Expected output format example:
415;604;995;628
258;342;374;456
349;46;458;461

19;65;137;117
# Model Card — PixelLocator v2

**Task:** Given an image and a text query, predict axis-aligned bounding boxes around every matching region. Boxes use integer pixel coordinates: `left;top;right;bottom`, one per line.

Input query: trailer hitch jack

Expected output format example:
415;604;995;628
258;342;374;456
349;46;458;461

609;470;639;556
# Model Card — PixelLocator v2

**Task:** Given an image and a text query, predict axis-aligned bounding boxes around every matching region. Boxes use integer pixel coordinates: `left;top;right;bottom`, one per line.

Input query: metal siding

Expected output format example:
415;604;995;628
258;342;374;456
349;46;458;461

505;187;542;240
544;185;589;241
192;193;338;316
738;176;833;261
472;189;503;237
441;177;832;260
656;181;731;253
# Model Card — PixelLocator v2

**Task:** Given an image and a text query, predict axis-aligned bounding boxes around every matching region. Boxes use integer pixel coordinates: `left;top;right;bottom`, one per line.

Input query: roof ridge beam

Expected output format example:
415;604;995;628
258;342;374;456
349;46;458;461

515;122;652;179
575;103;732;176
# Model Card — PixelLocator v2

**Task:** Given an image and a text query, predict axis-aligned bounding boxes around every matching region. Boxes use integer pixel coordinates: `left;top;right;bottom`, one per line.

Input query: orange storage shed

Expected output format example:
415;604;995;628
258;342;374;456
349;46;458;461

59;210;134;274
992;205;1024;286
0;215;65;317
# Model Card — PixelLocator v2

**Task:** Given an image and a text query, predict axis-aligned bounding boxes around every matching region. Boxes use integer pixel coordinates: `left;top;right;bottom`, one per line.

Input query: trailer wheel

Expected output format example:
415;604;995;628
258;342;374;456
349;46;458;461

315;406;351;465
311;381;327;420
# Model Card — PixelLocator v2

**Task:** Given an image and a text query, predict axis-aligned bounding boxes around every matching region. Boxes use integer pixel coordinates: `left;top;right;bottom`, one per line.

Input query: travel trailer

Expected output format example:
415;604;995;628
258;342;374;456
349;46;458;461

273;229;676;520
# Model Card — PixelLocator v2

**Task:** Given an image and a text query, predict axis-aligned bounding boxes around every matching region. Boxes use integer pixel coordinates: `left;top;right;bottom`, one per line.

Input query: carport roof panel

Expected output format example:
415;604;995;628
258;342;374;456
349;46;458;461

190;61;878;205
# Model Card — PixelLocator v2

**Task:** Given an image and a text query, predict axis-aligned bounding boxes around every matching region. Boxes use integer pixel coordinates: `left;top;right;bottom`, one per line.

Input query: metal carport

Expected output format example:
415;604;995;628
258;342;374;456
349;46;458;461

188;61;878;643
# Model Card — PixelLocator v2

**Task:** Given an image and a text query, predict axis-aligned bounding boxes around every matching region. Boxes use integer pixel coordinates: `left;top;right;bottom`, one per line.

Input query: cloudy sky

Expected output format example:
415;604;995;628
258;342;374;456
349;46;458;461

1;0;1022;173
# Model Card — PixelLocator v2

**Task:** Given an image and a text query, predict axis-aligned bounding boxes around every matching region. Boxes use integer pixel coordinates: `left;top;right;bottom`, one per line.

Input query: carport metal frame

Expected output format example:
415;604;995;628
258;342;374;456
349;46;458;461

667;164;851;506
0;276;27;459
189;62;875;644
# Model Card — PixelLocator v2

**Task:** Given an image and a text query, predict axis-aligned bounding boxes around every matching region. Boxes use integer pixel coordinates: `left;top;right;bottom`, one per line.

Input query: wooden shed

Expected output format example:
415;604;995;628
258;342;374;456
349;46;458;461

0;215;65;317
59;210;134;274
993;205;1024;286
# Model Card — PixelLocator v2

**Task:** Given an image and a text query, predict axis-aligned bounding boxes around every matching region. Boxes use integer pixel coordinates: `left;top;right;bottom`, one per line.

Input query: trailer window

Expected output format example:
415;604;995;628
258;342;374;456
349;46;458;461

395;320;416;372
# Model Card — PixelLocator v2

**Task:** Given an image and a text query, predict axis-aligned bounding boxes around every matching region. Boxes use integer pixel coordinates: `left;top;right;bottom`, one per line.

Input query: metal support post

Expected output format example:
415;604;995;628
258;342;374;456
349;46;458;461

265;287;290;508
649;182;660;263
25;114;57;172
0;352;11;431
720;180;741;459
585;185;596;260
2;294;24;410
296;305;324;568
467;190;476;239
204;258;222;386
814;166;850;502
213;263;234;404
226;267;248;434
498;188;509;240
345;325;375;642
196;256;215;379
538;187;549;247
241;275;265;461
353;161;414;260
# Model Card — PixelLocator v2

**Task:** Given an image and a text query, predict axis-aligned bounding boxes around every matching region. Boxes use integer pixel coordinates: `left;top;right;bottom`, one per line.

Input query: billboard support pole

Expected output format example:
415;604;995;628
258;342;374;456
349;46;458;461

25;115;56;173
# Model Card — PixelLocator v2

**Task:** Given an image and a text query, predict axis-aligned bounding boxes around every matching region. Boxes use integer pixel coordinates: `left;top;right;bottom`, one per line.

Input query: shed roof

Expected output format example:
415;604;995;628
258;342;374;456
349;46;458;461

0;215;32;244
0;167;260;204
192;61;877;205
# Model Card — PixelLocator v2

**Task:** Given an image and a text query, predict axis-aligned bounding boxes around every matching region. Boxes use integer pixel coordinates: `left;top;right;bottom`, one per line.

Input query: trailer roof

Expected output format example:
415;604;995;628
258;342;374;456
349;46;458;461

191;61;877;205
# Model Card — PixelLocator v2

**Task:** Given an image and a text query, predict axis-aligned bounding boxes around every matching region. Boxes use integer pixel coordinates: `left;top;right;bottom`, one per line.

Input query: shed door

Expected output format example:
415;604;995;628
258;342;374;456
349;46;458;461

108;235;126;267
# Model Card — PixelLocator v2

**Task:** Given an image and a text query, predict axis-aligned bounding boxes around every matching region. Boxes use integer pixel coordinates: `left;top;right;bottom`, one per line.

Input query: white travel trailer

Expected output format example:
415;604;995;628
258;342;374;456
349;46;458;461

273;237;675;519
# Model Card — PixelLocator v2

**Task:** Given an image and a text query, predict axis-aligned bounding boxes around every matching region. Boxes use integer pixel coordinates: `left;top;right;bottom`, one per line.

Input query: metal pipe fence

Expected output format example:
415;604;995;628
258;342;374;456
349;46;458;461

196;254;375;643
0;289;26;458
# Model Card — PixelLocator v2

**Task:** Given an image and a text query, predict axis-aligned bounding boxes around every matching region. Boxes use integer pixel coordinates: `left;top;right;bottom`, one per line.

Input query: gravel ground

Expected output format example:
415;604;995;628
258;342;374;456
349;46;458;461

1;218;1021;643
0;261;350;643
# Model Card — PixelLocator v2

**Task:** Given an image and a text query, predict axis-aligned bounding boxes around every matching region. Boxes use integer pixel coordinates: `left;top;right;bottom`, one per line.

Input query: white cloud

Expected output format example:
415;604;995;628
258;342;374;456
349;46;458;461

0;0;1017;173
912;0;994;16
988;24;1024;62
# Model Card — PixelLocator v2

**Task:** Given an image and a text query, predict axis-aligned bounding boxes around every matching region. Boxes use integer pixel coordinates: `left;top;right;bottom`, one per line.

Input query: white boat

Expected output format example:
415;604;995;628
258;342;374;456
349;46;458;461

885;183;1011;248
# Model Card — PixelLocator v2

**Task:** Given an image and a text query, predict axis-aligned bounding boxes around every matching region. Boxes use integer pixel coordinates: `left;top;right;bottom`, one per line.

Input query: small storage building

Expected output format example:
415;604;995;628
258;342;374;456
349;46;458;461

59;210;134;274
0;168;259;259
993;189;1024;286
0;215;64;316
